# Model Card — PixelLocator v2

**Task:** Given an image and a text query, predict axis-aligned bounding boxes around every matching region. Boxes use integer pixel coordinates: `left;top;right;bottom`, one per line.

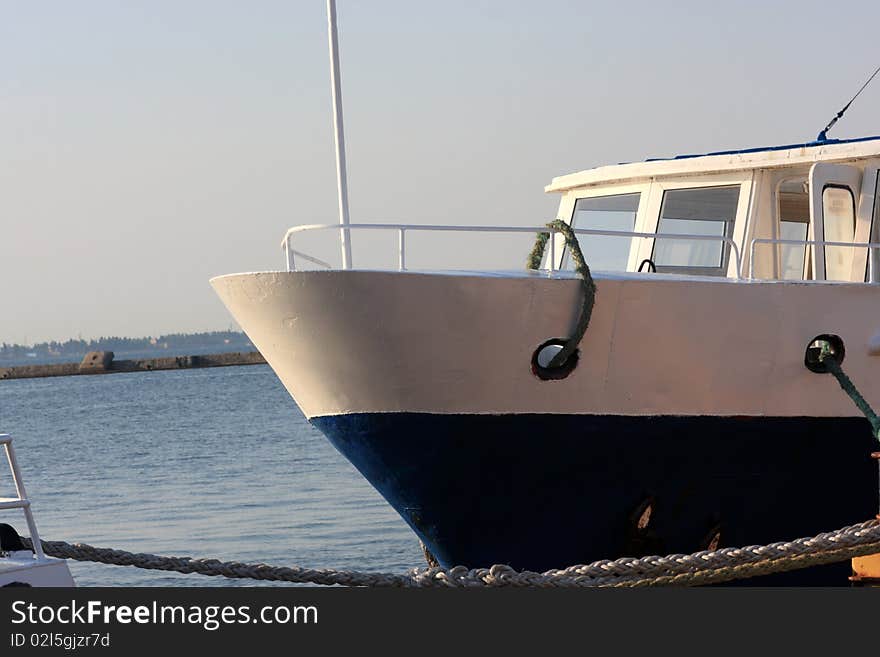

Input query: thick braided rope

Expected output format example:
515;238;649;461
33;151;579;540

21;538;412;587
526;231;550;271
527;220;597;369
22;519;880;587
415;520;880;587
820;352;880;442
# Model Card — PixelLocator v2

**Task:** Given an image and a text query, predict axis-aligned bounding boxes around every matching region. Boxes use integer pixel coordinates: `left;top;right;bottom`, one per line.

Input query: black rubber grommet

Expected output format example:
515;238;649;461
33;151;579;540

531;338;579;381
804;334;845;374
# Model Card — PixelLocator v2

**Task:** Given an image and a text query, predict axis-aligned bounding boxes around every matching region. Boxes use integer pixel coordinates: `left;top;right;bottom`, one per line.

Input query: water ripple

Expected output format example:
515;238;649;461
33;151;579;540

0;365;422;586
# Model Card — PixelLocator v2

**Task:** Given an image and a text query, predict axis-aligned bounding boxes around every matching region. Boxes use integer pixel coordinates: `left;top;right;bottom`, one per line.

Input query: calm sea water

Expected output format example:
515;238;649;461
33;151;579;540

0;365;422;586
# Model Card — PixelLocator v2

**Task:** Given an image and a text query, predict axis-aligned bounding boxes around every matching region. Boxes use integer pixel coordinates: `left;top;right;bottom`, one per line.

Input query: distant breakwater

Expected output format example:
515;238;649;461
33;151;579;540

0;350;266;380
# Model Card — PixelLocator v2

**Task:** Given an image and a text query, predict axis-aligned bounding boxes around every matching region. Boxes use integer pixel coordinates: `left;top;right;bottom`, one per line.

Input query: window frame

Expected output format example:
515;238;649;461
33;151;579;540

636;173;753;278
870;169;880;282
555;182;651;271
564;191;643;272
820;184;857;282
775;176;811;281
806;162;863;282
649;185;741;276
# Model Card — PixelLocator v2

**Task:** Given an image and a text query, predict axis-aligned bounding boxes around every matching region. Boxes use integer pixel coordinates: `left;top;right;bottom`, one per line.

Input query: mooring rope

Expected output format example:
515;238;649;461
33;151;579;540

527;220;596;369
20;537;410;587
526;230;550;271
21;519;880;587
819;342;880;442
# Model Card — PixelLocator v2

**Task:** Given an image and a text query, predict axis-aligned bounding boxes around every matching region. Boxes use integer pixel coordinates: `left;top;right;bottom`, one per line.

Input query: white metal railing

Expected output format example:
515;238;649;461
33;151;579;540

281;223;743;278
747;238;880;281
288;248;334;271
0;434;47;562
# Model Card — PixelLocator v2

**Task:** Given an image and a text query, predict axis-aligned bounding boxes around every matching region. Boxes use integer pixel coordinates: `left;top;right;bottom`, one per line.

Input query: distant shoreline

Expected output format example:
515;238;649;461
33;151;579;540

0;350;266;380
0;331;252;367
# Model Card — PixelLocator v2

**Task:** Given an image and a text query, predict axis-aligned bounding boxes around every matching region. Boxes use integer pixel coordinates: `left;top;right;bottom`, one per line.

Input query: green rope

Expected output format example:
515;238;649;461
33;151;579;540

526;231;550;271
818;343;880;443
527;220;597;369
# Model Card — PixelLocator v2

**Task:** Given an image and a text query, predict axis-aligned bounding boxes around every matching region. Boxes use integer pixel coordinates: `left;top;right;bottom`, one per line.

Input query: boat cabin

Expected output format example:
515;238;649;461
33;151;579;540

546;136;880;282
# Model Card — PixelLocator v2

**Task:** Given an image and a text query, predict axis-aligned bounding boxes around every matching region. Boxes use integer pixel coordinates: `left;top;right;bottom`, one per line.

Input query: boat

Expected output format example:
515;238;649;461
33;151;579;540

210;3;880;585
1;434;75;587
212;135;880;584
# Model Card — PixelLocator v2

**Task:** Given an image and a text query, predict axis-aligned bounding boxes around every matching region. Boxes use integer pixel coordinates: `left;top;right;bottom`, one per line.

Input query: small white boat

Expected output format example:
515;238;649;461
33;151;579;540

1;434;74;587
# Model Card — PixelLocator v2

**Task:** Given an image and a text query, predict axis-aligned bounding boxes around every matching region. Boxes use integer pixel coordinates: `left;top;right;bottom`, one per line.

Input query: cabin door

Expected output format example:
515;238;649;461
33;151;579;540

850;166;880;282
808;163;862;281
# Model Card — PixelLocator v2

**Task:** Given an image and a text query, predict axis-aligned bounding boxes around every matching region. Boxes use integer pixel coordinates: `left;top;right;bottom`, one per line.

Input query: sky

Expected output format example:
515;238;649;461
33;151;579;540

2;0;879;344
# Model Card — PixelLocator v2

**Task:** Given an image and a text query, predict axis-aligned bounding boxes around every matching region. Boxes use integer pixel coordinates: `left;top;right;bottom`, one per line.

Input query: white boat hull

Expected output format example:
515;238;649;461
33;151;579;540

210;270;880;420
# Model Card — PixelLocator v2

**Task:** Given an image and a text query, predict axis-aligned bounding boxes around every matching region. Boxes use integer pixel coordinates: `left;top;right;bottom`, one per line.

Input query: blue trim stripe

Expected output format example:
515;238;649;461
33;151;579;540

637;135;880;164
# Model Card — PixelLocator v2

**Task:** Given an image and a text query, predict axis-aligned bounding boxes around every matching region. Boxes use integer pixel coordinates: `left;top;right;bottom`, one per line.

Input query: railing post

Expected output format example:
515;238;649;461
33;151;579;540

548;230;556;272
285;235;294;272
4;441;46;562
399;228;407;271
727;238;742;280
749;240;757;280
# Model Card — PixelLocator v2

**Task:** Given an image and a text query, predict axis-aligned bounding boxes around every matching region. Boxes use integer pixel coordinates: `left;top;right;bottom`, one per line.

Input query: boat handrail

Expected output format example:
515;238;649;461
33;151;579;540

747;237;880;281
288;248;334;271
0;434;47;562
281;223;743;279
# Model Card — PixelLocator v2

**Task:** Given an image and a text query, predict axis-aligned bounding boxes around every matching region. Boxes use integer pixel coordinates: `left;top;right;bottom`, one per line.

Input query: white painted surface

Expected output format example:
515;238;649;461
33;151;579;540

211;270;880;419
0;556;75;587
545;138;880;193
852;166;880;281
809;163;863;281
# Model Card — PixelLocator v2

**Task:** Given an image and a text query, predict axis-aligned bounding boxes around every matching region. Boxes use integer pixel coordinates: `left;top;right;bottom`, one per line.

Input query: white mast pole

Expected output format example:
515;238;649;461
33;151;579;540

326;0;353;269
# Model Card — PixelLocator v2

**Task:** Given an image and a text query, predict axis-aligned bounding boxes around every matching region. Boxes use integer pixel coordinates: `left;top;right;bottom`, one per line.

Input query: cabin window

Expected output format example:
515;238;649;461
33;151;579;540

871;172;880;282
822;185;856;281
652;186;740;275
778;179;809;280
568;193;640;271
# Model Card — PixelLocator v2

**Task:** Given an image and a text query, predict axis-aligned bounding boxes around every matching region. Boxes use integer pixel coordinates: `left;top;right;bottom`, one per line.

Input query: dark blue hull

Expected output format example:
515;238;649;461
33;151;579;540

312;413;879;585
